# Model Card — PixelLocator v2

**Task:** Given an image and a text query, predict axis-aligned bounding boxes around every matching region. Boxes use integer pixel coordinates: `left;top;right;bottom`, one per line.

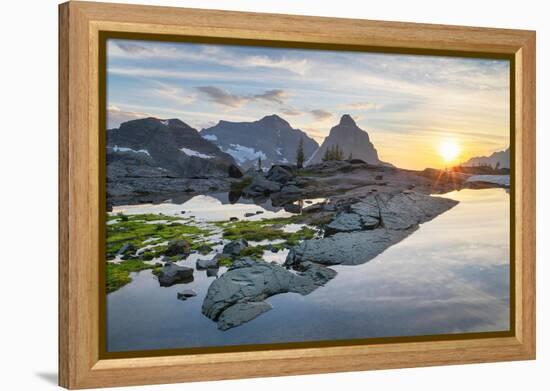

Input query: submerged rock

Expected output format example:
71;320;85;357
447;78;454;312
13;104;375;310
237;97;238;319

201;258;336;329
217;302;272;330
157;263;194;286
177;289;197;300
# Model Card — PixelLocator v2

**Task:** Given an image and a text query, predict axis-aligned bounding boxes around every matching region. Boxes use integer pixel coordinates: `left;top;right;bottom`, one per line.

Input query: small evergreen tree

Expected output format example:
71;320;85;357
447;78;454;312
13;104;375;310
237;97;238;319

322;148;330;162
495;161;500;170
257;156;262;171
296;138;305;169
348;152;353;160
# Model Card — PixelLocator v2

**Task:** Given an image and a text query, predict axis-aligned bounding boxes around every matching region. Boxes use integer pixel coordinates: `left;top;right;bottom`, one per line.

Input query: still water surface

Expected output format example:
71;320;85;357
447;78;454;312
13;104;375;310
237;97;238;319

107;188;510;352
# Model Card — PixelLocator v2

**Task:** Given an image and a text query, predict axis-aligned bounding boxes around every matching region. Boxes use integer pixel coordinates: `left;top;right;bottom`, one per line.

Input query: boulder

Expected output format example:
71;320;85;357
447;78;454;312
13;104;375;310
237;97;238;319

201;258;336;329
206;268;219;277
164;240;191;257
324;212;363;235
157;263;194;286
242;177;281;198
196;258;219;270
266;165;294;184
228;164;243;178
222;239;249;256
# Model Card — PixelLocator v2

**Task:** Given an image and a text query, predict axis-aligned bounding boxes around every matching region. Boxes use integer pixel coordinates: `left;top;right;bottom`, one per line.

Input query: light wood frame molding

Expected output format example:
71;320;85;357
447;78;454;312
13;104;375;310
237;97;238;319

59;1;536;389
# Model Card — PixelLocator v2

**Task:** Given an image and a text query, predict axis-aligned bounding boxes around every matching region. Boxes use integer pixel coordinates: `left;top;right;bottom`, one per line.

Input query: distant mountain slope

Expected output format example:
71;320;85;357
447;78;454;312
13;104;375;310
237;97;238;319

307;115;387;166
462;147;510;169
107;117;236;177
200;115;319;169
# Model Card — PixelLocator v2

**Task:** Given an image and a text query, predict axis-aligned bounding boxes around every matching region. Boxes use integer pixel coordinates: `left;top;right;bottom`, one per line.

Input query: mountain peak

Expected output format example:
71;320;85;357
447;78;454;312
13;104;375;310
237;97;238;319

258;114;290;127
339;114;356;127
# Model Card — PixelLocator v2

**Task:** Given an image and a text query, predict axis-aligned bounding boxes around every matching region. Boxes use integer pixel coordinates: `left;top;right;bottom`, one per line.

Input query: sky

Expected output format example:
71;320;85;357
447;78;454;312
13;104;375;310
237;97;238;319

106;39;510;170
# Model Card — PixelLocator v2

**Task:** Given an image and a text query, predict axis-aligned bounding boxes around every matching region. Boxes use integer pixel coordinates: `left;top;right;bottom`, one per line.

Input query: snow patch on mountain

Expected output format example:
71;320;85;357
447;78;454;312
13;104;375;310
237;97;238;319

223;144;267;164
180;147;214;159
111;146;150;156
202;134;218;141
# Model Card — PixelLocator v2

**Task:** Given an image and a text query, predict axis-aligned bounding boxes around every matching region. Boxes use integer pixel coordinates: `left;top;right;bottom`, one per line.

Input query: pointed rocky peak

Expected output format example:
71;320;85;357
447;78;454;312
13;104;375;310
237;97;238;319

339;114;357;127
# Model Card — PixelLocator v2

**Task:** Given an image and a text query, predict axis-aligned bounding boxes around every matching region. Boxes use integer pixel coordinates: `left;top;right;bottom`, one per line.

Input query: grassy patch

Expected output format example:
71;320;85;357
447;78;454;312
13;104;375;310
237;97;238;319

217;255;233;266
216;217;316;245
106;260;155;293
106;213;211;255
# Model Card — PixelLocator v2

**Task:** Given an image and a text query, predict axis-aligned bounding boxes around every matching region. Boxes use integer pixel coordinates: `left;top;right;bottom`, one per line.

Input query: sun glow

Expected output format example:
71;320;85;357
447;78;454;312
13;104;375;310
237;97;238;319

438;140;461;163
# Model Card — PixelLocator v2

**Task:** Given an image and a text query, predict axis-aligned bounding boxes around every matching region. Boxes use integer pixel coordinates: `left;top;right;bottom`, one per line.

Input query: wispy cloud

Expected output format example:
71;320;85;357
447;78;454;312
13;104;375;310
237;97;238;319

195;86;289;108
252;89;288;104
309;109;333;120
152;83;196;106
195;86;249;108
107;38;510;169
342;102;382;110
280;107;302;116
110;40;310;75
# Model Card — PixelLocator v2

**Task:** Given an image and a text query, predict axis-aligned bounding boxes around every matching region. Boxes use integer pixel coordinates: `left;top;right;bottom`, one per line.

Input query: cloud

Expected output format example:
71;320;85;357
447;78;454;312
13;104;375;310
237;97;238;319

195;86;289;108
343;102;382;110
309;109;333;120
280;107;302;116
195;86;249;108
110;40;310;75
252;89;287;104
107;105;150;128
114;41;148;54
152;84;196;106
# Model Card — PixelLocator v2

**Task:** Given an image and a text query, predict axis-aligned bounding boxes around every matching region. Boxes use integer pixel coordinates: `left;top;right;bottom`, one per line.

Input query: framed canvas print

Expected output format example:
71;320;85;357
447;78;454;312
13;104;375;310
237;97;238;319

58;1;536;389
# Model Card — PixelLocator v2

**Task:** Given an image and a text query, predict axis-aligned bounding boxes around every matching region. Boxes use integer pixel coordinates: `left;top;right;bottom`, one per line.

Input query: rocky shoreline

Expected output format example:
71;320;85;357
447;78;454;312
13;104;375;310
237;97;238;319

107;159;509;330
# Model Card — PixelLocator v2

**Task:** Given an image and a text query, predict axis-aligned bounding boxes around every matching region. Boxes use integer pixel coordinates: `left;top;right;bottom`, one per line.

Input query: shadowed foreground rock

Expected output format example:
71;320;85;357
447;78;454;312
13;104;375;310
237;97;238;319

202;258;336;330
157;263;194;287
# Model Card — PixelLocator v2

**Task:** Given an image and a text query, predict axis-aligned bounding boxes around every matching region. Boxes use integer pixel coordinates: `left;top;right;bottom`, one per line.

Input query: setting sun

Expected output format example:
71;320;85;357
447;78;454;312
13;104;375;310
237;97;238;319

438;140;461;163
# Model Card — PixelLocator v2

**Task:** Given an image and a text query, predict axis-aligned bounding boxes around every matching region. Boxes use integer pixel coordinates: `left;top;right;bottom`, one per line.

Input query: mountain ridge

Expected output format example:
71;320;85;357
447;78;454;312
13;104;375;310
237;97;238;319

200;114;319;169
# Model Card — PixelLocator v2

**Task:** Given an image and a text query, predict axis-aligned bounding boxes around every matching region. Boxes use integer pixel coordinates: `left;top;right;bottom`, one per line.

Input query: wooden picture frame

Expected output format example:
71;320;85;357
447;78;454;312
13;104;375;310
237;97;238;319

59;1;536;389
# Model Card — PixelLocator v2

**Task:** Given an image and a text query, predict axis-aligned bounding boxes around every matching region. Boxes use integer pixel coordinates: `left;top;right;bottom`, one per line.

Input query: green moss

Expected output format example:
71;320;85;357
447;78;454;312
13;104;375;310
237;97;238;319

217;217;315;244
106;260;155;293
217;255;233;266
239;246;265;258
106;213;211;255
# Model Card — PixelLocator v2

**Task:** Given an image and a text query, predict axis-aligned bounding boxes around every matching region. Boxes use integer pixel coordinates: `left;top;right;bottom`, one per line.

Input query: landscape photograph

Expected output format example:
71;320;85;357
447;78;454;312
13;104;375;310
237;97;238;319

104;39;511;353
